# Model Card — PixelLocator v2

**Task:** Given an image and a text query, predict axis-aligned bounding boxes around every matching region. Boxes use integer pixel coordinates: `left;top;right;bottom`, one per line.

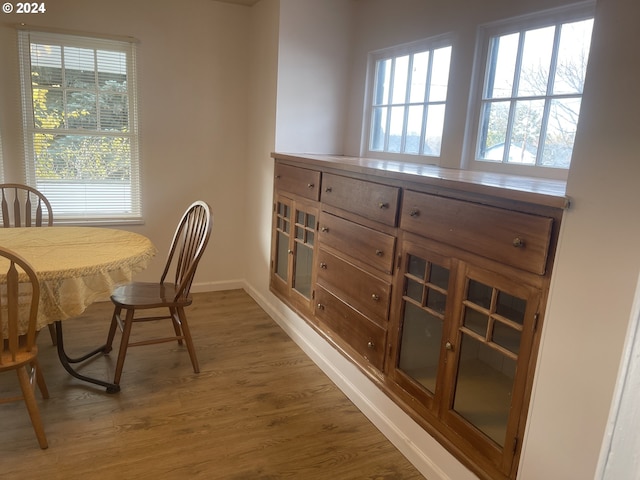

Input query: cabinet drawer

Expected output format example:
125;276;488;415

315;286;386;371
316;249;391;326
319;211;396;274
274;163;321;201
321;173;400;226
401;191;553;275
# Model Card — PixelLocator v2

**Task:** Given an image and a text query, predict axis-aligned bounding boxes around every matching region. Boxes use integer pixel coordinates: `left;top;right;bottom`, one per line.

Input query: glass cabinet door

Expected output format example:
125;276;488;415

390;238;541;476
390;242;453;411
292;207;316;298
443;263;540;473
274;198;291;284
271;194;318;313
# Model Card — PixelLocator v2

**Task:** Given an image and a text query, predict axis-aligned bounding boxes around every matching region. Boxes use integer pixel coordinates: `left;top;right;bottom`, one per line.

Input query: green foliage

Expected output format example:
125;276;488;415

31;68;131;181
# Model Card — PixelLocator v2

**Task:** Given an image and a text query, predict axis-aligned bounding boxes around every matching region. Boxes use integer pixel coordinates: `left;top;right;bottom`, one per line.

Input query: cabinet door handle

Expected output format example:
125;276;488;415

287;249;293;255
320;262;327;269
325;187;332;193
367;341;375;349
375;249;383;256
445;341;454;351
275;175;281;179
378;202;389;209
307;183;315;189
320;226;329;233
371;293;380;301
317;303;325;311
409;208;420;217
512;237;525;248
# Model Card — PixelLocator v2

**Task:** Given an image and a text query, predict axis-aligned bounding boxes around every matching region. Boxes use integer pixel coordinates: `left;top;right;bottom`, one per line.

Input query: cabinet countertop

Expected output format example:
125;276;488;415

272;152;569;210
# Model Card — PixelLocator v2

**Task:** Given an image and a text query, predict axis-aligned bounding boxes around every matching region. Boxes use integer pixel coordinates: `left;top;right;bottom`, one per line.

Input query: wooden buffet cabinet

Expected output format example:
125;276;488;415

270;152;568;480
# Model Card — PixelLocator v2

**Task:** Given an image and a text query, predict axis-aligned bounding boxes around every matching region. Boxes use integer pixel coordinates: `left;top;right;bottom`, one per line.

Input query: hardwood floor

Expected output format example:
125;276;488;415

1;289;424;479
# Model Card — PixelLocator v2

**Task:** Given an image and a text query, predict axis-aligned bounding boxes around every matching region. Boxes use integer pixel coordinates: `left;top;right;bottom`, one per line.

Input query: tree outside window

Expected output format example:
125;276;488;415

476;17;594;170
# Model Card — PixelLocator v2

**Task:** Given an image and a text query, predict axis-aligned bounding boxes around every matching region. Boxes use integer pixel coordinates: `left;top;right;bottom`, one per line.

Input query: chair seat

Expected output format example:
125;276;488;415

0;347;39;371
111;282;193;309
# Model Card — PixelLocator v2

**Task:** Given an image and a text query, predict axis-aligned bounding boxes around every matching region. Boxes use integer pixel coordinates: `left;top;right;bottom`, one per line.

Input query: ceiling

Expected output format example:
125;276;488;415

214;0;261;6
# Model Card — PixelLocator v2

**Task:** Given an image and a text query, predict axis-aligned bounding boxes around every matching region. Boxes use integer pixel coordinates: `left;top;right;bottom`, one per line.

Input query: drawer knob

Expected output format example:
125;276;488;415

378;202;389;209
371;293;380;301
445;341;454;351
409;208;420;217
317;303;325;311
375;249;383;257
320;226;329;233
325;187;332;193
287;249;293;255
307;183;315;189
275;175;281;179
320;262;327;269
512;237;525;248
367;341;375;349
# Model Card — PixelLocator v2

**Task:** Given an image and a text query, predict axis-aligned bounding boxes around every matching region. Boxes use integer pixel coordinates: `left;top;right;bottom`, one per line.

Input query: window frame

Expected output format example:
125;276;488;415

463;2;595;180
362;34;453;164
18;29;142;224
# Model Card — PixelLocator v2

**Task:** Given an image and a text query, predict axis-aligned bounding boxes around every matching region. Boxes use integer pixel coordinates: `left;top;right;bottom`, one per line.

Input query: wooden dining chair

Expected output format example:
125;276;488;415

0;184;57;346
104;201;212;387
0;183;53;228
0;246;49;449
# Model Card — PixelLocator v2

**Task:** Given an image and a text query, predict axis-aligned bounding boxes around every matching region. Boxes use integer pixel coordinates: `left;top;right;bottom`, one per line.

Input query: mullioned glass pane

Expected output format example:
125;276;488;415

399;302;443;395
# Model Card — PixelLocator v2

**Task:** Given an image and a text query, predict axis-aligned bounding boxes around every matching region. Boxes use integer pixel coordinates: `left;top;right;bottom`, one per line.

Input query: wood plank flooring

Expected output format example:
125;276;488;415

1;289;424;479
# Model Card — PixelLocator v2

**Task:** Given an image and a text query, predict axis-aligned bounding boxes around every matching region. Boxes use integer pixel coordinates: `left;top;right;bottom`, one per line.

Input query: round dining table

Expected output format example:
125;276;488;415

0;226;157;392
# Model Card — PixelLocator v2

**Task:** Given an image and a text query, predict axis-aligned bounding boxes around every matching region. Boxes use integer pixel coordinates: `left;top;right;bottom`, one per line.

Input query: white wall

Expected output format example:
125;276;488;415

519;0;640;477
0;0;251;289
244;0;280;292
274;0;353;154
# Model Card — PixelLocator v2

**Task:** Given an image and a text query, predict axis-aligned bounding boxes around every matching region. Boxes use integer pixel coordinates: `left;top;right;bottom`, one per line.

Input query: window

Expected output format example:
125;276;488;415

18;30;140;222
365;37;452;160
470;4;594;175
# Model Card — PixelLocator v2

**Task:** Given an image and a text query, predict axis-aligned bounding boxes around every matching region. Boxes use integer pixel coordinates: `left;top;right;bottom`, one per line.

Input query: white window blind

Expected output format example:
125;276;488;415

18;30;141;222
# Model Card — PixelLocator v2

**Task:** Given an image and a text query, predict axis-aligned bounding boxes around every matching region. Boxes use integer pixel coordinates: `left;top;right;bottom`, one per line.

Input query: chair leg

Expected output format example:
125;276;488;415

170;307;184;346
104;306;121;354
17;365;48;449
176;307;199;373
113;308;135;386
47;323;57;346
32;358;49;399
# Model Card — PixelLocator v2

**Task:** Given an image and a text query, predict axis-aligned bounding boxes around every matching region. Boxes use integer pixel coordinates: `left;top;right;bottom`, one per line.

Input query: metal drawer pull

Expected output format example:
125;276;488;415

375;249;383;256
512;237;525;248
317;303;325;311
307;183;315;189
378;202;389;209
275;175;281;179
287;249;293;254
320;227;329;233
367;341;375;349
320;262;327;269
409;208;420;217
445;341;453;351
325;187;332;193
371;293;380;301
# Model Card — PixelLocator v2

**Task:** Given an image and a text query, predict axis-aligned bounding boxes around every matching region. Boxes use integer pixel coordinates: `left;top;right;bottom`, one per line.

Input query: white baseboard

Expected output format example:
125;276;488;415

190;279;246;293
241;282;476;480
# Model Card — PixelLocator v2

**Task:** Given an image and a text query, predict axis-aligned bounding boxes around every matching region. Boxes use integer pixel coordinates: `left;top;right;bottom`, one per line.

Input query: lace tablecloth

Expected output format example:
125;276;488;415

0;227;157;336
